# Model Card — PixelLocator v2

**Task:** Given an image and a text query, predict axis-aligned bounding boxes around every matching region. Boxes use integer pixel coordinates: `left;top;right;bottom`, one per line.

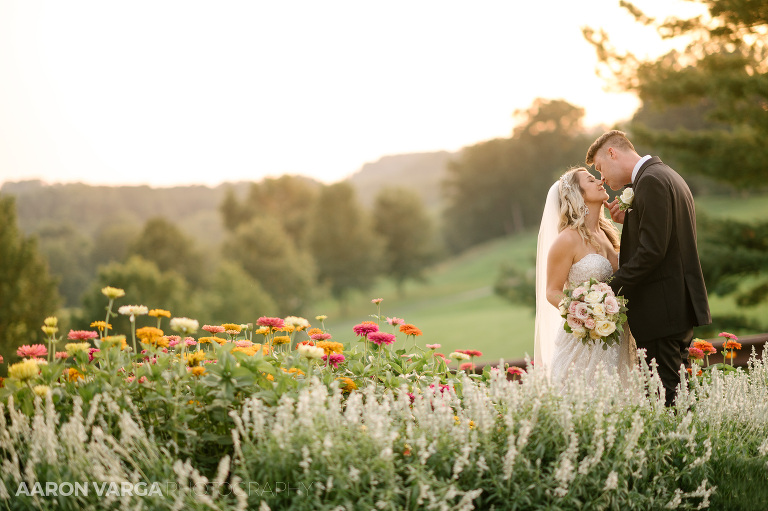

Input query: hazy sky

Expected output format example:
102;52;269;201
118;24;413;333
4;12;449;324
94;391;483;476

0;0;705;187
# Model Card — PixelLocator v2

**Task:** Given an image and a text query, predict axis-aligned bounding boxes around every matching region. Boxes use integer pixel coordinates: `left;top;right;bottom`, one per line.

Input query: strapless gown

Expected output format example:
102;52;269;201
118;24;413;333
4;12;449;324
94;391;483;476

550;254;637;387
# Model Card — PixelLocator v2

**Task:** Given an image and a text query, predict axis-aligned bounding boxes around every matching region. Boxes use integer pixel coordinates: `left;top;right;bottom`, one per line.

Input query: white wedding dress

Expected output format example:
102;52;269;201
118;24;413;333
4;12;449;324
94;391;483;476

549;253;637;386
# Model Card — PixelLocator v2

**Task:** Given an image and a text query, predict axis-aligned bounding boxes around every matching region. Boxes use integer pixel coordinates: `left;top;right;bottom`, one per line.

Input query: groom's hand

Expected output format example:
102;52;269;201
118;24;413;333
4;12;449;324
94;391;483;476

604;199;625;224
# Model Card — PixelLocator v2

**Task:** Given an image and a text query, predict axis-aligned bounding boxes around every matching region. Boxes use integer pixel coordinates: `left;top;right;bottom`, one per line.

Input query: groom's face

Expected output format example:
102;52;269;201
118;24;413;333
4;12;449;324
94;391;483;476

593;148;620;191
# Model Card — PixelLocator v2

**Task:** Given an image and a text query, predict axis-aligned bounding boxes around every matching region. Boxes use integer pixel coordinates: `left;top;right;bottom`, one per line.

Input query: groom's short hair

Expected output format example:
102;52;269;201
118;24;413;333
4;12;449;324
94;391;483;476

586;130;636;165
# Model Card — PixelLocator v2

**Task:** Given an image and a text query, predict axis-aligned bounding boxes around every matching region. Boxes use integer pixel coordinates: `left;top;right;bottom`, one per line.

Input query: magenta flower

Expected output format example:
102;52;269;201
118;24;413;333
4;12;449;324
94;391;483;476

310;333;332;341
203;325;225;334
688;347;705;360
257;317;285;329
386;317;405;326
353;322;379;337
185;337;196;346
87;348;100;362
322;353;346;368
67;330;99;341
718;331;738;341
368;332;396;346
17;344;48;358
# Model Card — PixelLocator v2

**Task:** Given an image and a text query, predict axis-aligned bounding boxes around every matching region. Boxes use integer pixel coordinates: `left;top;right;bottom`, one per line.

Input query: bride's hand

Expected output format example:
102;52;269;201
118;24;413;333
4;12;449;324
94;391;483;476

604;199;625;224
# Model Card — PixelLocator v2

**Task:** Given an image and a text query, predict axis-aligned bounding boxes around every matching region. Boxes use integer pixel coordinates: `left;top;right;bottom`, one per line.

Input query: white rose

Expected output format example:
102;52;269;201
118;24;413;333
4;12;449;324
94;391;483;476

620;188;634;204
572;326;587;338
595;320;617;338
591;303;607;318
584;291;603;304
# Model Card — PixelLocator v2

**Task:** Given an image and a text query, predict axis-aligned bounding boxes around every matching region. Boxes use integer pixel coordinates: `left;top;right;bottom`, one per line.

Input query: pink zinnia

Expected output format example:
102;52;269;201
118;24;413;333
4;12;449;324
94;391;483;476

371;298;383;305
386;317;405;326
460;362;474;371
55;351;68;359
203;325;225;334
458;349;483;358
426;344;441;350
718;332;738;341
323;353;346;368
87;347;100;362
688;347;705;360
368;331;395;346
353;322;379;337
185;337;196;346
235;340;253;348
507;366;524;376
67;330;99;341
257;317;285;329
310;333;332;341
17;344;48;358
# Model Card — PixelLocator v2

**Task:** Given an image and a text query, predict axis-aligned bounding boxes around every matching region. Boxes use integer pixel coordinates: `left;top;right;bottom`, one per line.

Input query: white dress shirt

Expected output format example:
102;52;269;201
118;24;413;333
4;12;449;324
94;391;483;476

631;155;652;185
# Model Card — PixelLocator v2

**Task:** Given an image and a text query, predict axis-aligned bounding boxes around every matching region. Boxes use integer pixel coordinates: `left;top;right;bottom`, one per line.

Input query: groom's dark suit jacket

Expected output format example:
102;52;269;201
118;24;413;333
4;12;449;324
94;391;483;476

609;157;711;342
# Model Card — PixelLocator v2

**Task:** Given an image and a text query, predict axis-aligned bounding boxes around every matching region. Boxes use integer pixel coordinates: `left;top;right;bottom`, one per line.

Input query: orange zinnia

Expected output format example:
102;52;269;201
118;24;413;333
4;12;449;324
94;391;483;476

724;340;742;350
399;324;423;336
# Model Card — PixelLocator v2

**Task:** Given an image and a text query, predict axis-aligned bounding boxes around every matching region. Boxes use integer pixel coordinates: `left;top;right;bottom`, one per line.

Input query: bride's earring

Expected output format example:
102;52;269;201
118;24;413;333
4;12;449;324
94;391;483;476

582;205;589;216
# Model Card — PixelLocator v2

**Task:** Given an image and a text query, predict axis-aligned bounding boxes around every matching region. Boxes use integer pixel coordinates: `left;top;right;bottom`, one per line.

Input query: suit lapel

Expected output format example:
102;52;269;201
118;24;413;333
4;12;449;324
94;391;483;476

634;156;662;185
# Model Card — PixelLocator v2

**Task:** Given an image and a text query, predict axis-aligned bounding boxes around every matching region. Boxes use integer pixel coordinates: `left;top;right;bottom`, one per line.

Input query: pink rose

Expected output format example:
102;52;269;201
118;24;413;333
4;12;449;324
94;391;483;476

572;286;587;299
604;296;620;314
584;317;596;330
568;301;579;315
566;315;583;330
596;283;612;294
574;302;590;321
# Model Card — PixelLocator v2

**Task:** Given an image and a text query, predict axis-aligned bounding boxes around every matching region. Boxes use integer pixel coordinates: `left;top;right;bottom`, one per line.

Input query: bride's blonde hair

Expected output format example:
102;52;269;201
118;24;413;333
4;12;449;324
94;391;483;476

558;167;620;250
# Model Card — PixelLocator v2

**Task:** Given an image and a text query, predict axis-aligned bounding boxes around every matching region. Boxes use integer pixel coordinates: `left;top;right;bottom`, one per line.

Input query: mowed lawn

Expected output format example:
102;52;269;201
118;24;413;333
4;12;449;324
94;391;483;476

316;195;768;365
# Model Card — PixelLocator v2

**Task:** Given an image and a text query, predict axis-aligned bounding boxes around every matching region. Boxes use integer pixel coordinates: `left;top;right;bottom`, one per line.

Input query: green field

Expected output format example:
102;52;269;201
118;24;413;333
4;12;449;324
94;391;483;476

317;195;768;364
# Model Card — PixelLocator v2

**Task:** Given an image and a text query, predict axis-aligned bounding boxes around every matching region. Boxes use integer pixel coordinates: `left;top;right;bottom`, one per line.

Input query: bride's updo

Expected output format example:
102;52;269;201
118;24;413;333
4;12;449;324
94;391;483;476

558;167;620;250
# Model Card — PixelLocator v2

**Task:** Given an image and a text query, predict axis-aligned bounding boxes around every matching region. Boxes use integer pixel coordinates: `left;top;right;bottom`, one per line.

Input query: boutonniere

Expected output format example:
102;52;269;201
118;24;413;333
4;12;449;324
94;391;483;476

618;187;633;212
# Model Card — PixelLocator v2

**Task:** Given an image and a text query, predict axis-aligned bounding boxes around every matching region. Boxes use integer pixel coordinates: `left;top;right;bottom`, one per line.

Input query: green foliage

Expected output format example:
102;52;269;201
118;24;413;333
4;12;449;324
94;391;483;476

76;255;196;332
442;98;591;253
34;221;94;307
199;260;278;325
372;187;439;295
494;262;536;309
306;183;383;305
220;175;320;248
128;217;209;289
0;197;60;368
223;217;315;314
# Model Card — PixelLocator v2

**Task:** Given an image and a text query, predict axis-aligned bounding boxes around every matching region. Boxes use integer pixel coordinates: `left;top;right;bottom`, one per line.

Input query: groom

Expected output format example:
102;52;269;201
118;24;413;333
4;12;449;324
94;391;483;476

586;130;711;407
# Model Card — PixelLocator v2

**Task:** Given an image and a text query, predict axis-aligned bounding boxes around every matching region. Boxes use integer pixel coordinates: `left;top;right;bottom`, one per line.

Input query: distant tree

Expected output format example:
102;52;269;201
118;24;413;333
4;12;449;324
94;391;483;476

198;261;279;325
34;221;94;307
127;217;208;289
0;196;60;365
494;263;536;309
306;183;383;309
77;256;196;333
90;221;140;268
222;217;316;315
584;0;768;332
372;187;438;295
442;98;591;252
220;176;320;248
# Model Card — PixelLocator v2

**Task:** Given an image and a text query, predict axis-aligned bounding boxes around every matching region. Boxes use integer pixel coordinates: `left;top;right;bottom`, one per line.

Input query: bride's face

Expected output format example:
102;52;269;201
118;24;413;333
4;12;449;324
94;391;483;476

578;170;609;204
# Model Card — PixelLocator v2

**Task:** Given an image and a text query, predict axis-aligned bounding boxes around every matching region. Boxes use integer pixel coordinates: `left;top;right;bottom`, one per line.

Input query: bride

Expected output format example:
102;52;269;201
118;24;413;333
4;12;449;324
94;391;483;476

534;167;637;385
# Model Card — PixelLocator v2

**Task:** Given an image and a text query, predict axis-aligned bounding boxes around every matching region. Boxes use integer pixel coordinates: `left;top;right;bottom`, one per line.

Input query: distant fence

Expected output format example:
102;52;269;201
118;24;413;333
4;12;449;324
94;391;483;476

473;333;768;377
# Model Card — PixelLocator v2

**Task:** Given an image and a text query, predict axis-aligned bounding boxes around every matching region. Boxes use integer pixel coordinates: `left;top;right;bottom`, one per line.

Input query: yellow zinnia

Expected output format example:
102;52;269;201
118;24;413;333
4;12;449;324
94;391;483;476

101;286;126;299
221;323;242;333
33;385;51;397
316;341;344;355
8;359;40;382
184;350;207;367
149;309;171;318
336;377;357;393
272;336;290;346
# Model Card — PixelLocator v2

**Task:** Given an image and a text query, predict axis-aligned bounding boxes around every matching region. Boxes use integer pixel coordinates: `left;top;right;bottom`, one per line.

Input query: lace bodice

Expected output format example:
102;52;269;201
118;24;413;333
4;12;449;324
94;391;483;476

568;253;614;287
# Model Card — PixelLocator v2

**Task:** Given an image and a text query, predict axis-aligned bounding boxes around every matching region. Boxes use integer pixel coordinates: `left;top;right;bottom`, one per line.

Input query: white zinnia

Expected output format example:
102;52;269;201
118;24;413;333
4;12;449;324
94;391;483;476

449;352;470;361
298;345;325;359
117;305;149;318
170;317;200;335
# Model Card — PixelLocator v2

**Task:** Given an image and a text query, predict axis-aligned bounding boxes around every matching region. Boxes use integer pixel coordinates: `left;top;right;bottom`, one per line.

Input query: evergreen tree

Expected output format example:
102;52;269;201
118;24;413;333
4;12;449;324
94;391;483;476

0;196;60;365
372;187;438;295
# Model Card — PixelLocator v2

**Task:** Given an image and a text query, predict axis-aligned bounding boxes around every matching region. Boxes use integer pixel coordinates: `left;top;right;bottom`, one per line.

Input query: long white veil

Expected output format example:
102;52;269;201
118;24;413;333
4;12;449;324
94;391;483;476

534;181;561;378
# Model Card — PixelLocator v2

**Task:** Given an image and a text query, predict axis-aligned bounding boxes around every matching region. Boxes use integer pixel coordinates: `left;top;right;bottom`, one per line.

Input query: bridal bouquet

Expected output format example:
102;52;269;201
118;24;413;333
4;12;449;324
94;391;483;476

558;278;628;349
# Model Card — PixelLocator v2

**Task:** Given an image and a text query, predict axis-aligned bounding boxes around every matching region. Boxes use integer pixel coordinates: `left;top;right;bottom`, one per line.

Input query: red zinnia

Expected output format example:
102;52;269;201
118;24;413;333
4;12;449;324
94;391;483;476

353;322;379;337
368;332;396;346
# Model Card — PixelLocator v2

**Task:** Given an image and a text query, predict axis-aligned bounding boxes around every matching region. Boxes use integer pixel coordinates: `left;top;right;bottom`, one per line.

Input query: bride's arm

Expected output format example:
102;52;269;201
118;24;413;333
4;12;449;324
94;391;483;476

546;234;574;309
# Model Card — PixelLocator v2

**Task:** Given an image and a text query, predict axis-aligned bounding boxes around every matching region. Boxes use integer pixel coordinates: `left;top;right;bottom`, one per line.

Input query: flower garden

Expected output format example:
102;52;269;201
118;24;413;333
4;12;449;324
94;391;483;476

1;288;768;510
